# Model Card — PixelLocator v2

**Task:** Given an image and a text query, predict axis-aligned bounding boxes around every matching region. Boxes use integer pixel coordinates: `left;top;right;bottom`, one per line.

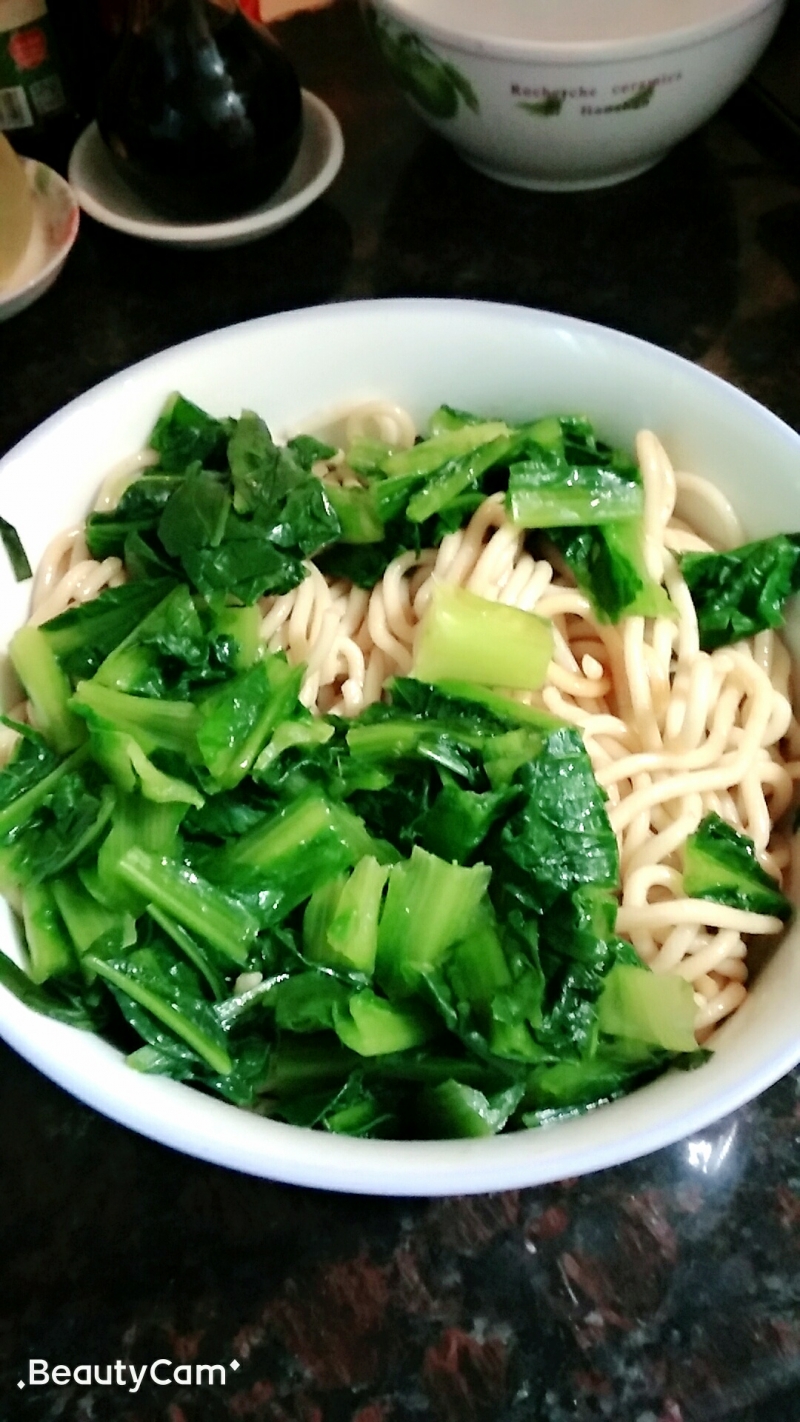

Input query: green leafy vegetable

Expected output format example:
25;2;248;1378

550;519;674;622
116;847;257;964
197;657;302;789
506;447;643;528
334;989;435;1056
419;1079;524;1138
10;625;86;755
22;880;76;983
679;534;800;651
85;476;183;561
597;964;698;1053
0;515;31;582
304;855;388;975
414;583;553;689
42;579;177;683
0;949;101;1029
683;813;792;919
376;846;491;995
0;395;721;1137
488;726;619;913
87;948;233;1075
148;393;232;472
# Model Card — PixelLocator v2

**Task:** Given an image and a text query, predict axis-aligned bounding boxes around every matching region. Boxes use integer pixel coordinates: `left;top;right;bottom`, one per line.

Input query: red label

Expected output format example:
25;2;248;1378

8;25;48;72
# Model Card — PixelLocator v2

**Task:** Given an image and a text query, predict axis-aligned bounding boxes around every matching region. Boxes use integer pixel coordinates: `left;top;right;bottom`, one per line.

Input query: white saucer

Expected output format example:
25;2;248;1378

67;89;344;250
0;160;80;322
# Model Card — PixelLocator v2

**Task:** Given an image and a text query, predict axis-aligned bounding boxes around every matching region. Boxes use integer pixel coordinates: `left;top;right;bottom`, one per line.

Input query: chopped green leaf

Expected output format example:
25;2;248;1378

680;534;800;651
0;515;31;582
683;813;792;919
597;963;698;1053
414;583;553;690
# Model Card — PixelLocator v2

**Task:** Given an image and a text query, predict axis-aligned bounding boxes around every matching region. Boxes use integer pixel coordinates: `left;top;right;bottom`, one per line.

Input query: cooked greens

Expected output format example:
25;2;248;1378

0;515;31;583
5;391;787;1139
80;395;667;622
683;813;792;920
679;534;800;651
0;585;702;1136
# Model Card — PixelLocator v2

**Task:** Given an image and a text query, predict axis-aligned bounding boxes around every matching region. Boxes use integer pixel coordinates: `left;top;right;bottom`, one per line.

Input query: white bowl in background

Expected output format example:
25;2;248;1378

0;298;799;1195
0;159;79;322
362;0;785;189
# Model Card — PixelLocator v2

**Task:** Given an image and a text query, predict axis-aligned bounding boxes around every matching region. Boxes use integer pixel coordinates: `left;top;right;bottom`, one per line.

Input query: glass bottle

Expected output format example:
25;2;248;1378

0;0;82;171
96;0;303;221
45;0;120;120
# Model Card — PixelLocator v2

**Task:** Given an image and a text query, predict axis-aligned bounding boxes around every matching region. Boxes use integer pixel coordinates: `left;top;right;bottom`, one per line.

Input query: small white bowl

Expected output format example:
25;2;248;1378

0;160;79;322
363;0;785;189
67;89;343;249
1;299;800;1194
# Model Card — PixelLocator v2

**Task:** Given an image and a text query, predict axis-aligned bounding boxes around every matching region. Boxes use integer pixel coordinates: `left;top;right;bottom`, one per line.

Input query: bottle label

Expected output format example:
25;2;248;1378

0;1;68;132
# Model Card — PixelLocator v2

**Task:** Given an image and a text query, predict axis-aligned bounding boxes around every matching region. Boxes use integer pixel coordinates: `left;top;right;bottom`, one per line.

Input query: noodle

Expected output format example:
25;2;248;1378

12;401;800;1044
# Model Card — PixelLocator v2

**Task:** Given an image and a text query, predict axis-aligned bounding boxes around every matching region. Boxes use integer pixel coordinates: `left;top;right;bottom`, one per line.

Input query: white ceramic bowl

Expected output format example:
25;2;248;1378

0;159;79;321
363;0;785;189
1;298;799;1194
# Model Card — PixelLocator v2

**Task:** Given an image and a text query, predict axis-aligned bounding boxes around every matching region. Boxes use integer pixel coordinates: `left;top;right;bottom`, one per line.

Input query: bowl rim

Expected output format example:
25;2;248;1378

371;0;782;63
1;296;800;1194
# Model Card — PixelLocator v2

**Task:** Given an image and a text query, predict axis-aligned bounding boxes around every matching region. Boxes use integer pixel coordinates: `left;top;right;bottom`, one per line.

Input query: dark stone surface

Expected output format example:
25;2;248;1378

0;3;799;1419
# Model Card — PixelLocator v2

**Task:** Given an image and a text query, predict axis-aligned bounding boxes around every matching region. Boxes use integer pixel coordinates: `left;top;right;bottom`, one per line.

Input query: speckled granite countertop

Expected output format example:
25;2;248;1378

1;4;800;1419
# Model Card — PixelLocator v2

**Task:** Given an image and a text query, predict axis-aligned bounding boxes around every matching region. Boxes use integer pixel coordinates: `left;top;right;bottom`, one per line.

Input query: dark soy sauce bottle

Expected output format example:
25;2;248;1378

97;0;303;221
